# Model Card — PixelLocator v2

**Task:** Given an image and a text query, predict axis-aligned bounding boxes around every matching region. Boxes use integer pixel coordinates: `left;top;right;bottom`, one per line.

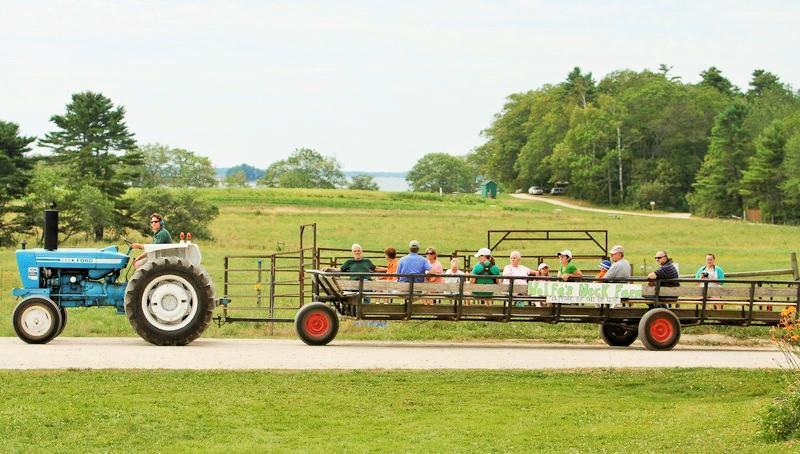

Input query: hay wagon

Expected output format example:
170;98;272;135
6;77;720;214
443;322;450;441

215;225;798;351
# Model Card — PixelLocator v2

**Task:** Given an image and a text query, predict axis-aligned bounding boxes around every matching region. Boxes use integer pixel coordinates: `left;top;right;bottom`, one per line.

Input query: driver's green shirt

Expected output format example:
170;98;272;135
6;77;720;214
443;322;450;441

153;227;172;244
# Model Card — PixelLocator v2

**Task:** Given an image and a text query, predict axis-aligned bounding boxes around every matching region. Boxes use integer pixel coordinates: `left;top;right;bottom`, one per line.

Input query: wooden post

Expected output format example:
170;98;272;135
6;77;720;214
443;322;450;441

791;252;799;280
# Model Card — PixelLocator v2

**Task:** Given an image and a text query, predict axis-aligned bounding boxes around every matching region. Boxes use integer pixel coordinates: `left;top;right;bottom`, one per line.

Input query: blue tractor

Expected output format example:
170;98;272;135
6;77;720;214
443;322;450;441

10;210;215;345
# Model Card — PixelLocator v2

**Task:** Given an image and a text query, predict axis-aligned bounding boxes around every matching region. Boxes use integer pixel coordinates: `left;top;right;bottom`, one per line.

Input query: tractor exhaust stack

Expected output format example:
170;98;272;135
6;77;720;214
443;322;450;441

44;209;58;251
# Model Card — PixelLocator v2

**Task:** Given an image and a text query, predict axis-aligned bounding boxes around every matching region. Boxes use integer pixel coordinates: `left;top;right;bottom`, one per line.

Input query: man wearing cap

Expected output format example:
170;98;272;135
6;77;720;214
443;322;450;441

557;249;583;281
602;245;632;281
396;240;432;283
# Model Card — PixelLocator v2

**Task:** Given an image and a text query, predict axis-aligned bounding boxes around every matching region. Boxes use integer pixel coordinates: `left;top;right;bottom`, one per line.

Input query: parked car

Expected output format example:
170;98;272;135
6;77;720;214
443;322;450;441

527;186;544;195
550;187;566;195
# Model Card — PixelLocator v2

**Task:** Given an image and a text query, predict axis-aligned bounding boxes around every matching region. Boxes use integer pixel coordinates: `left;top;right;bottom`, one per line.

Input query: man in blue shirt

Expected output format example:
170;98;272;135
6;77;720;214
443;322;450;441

397;240;431;282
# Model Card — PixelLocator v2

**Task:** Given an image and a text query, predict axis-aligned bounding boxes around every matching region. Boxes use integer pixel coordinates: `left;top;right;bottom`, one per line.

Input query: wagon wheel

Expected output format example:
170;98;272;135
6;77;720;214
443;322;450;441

638;308;681;351
295;302;339;346
599;323;638;347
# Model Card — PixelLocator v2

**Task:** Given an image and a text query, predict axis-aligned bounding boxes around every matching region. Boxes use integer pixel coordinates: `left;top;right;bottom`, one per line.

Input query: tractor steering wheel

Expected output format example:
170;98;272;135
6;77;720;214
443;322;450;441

122;237;134;255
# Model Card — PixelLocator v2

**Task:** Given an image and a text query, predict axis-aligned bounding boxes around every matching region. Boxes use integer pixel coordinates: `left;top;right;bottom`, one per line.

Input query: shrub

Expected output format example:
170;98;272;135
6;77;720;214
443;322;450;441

127;188;219;240
758;307;800;441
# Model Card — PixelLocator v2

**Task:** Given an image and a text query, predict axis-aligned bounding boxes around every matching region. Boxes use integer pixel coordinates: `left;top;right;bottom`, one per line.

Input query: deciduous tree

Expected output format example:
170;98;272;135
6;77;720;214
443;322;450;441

258;148;345;189
348;175;379;191
407;153;477;193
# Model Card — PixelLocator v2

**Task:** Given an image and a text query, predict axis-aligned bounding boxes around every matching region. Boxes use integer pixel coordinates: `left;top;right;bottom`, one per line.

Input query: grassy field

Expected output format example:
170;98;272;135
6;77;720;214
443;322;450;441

1;188;798;342
0;368;794;452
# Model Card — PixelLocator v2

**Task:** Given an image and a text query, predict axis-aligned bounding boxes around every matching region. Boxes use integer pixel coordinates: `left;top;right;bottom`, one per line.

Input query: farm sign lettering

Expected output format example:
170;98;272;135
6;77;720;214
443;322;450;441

527;281;643;306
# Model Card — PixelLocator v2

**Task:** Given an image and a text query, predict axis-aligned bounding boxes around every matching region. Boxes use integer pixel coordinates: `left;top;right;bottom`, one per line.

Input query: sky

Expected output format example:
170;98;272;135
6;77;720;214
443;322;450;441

2;1;798;172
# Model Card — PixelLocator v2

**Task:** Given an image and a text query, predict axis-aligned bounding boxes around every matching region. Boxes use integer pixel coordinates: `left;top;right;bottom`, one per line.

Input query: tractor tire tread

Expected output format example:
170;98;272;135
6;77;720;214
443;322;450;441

125;257;214;346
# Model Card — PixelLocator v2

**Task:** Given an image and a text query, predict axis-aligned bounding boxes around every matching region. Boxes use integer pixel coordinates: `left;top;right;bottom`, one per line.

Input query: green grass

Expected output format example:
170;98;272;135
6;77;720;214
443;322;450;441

1;187;798;342
0;369;794;452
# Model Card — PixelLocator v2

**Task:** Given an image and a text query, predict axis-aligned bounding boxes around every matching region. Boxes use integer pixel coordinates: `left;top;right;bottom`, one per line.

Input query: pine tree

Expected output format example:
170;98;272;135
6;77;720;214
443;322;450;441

0;120;36;245
39;92;141;239
687;101;752;217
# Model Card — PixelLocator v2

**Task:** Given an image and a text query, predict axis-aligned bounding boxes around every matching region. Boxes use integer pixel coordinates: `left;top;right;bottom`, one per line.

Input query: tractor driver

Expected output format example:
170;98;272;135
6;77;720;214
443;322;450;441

131;213;173;267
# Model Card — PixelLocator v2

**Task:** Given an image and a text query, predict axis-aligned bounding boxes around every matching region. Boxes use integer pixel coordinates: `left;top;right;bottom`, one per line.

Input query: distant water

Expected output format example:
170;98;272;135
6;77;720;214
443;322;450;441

373;176;409;192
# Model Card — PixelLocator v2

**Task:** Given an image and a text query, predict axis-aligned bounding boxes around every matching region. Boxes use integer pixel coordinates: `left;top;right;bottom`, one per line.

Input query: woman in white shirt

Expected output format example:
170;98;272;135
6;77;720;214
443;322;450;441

502;251;533;285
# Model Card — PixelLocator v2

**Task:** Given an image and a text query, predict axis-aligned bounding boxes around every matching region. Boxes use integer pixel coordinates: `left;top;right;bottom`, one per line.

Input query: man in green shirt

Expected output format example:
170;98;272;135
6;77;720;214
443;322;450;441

557;249;583;281
132;213;173;267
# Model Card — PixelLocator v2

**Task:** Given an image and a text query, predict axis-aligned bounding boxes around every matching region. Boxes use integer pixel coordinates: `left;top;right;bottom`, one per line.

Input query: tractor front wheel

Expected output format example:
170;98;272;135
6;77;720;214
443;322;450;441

295;302;339;346
125;257;215;346
13;297;62;344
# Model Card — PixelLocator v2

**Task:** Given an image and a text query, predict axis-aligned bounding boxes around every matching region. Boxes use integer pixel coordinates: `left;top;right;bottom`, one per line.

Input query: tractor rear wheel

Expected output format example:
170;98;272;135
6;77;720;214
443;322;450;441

125;257;215;346
638;308;681;351
13;297;62;344
599;323;638;347
295;302;339;346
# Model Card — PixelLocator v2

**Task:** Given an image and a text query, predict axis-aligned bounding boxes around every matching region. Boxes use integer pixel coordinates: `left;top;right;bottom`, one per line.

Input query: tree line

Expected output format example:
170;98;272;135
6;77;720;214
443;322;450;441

470;66;800;220
0;92;381;245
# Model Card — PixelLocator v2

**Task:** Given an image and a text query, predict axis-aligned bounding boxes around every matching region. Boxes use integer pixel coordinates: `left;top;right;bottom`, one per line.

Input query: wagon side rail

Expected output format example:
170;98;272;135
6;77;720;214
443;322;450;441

307;270;798;326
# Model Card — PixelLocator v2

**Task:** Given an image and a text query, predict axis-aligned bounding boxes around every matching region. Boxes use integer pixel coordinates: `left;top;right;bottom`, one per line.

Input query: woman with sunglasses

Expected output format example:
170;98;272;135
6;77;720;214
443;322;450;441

424;247;444;283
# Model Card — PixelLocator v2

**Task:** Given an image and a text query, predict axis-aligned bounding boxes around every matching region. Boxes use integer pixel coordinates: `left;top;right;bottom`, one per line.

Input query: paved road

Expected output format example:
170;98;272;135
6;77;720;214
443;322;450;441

0;337;787;370
510;194;693;219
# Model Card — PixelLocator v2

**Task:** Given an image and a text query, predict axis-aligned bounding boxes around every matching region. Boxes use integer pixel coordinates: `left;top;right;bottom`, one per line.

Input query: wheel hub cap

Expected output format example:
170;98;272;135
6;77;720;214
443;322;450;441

650;318;674;343
148;282;192;324
305;312;330;337
21;306;53;336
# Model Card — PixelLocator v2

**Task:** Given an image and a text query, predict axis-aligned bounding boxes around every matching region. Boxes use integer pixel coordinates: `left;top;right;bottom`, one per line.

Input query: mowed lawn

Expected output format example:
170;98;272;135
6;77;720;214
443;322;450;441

0;369;793;452
0;188;798;342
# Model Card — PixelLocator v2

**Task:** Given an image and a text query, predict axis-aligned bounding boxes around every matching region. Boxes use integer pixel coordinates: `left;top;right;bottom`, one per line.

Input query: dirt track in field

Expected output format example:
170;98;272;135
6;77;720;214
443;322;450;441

510;194;693;219
0;337;787;370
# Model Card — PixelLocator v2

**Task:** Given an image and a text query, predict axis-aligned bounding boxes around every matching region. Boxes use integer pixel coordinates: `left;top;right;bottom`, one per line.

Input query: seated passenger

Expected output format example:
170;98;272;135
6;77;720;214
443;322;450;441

647;250;680;306
502;250;533;285
602;245;631;281
471;248;501;284
534;262;550;277
378;247;399;281
397;240;431;283
444;258;465;284
470;248;501;303
695;253;725;284
557;250;583;281
695;252;725;309
340;243;376;279
425;247;444;283
596;259;612;279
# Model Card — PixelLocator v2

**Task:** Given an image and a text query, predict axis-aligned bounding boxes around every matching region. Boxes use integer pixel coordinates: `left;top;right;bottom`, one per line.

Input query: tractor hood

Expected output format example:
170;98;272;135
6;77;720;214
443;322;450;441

15;246;130;288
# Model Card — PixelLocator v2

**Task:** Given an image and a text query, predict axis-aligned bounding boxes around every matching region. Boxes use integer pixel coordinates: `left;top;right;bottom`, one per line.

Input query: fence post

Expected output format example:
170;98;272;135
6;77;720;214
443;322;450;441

791;252;799;280
269;254;276;336
256;259;263;307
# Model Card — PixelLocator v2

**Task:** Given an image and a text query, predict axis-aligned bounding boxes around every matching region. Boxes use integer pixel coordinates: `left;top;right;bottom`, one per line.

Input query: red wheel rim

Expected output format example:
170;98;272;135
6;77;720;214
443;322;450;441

305;311;330;337
649;317;674;343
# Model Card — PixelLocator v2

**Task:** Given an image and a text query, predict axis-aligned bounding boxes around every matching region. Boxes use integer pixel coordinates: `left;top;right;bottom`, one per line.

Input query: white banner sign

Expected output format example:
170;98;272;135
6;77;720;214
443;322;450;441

527;281;643;307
